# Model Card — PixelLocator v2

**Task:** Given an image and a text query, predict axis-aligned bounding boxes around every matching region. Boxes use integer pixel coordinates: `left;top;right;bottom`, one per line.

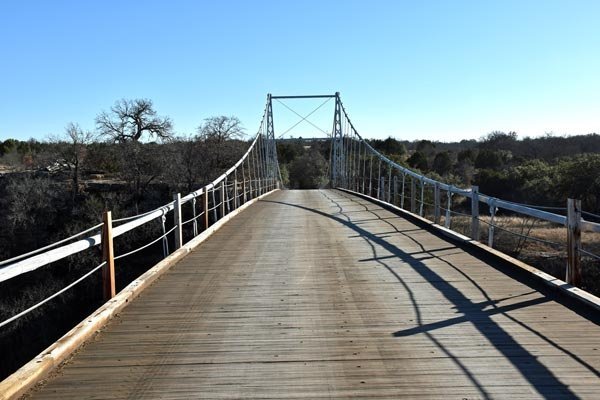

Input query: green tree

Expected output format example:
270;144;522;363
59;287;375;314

288;149;327;189
432;151;453;176
474;149;504;169
416;140;436;157
557;154;600;211
407;151;428;171
479;131;518;151
513;159;555;205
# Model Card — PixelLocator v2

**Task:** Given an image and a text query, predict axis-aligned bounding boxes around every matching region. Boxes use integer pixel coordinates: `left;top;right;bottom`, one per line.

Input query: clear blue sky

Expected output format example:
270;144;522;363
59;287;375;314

1;0;599;142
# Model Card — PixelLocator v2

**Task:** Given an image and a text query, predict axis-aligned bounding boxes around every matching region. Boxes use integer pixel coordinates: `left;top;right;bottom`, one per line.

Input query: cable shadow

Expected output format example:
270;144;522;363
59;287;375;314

263;191;591;399
333;190;600;381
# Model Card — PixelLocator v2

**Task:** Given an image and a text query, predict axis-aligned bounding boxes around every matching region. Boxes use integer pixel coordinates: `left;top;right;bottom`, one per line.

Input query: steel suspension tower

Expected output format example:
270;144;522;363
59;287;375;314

331;92;344;187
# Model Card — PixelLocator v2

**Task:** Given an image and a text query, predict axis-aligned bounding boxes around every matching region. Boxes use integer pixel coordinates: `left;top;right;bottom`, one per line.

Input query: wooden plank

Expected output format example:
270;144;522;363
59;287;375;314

23;190;600;400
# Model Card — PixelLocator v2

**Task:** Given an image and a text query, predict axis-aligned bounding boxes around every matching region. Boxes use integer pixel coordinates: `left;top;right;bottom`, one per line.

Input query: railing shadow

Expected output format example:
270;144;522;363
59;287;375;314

263;190;600;399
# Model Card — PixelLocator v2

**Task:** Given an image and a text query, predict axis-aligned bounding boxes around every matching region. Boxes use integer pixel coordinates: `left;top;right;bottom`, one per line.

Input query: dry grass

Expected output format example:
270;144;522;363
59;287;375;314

423;212;600;296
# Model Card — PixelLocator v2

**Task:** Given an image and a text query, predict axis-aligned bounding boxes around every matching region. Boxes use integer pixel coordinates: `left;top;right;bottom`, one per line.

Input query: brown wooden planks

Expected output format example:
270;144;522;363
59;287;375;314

27;190;600;399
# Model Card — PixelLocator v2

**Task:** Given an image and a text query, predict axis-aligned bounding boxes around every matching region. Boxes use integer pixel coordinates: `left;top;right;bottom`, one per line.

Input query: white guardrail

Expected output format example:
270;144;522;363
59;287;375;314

0;101;282;328
334;97;600;288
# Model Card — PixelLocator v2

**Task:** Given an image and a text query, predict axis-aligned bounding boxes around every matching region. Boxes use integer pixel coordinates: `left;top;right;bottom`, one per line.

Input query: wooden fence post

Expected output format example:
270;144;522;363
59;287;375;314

566;198;582;286
173;193;182;249
471;186;480;241
434;183;441;224
203;190;209;230
102;210;116;301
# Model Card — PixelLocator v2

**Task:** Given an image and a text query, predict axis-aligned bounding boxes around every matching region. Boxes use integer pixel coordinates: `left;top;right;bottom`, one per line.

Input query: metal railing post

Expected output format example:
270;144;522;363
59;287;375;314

173;193;183;249
102;210;116;301
247;157;253;200
401;173;406;209
393;175;398;205
192;197;198;237
220;180;226;218
471;186;480;241
410;177;416;213
242;171;247;204
488;199;497;248
419;179;425;217
445;189;453;229
161;215;169;257
377;159;382;198
434;183;441;224
225;178;231;214
234;176;238;210
379;176;385;200
362;145;367;194
211;187;217;222
368;155;373;196
387;169;392;203
566;198;582;286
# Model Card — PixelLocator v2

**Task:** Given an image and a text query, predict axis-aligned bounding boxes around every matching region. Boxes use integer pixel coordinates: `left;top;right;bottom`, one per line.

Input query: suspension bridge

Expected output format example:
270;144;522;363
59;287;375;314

1;94;600;399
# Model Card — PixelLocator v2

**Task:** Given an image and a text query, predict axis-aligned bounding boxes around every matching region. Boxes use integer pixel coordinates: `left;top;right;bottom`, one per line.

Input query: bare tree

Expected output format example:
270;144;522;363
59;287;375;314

96;99;173;142
197;116;245;143
46;123;95;202
197;116;245;169
166;134;210;193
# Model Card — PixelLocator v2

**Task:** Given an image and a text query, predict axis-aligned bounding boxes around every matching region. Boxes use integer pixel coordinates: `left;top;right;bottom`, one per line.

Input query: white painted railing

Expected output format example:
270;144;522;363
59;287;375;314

332;96;600;288
0;99;282;328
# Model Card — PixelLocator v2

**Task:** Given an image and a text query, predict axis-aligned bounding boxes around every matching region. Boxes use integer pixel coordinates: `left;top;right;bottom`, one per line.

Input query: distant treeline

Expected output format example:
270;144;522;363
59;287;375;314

362;132;600;213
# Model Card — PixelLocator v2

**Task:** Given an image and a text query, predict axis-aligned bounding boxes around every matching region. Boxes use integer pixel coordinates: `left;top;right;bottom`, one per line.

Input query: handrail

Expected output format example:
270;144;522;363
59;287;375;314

337;98;600;233
331;93;599;288
0;223;104;267
0;97;281;285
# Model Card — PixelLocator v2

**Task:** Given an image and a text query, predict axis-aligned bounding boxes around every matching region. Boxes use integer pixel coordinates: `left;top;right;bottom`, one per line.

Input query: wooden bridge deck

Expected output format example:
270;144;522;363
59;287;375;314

29;190;600;399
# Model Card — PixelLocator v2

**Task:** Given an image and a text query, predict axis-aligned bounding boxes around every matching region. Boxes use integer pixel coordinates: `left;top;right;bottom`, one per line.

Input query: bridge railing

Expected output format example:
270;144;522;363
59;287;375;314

0;101;282;329
331;96;600;289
